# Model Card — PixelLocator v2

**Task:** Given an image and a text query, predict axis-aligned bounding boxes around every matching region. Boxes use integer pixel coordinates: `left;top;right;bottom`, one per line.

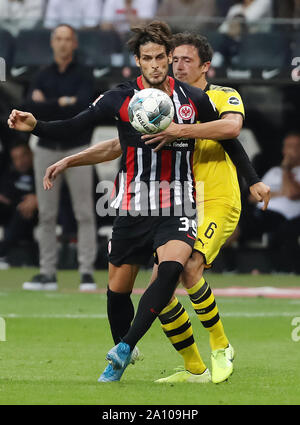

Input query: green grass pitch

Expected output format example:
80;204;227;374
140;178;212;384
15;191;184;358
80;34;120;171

0;268;300;405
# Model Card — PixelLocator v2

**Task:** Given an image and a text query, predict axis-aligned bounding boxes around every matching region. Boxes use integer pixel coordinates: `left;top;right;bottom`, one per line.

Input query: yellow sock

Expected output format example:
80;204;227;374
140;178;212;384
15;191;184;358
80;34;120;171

187;278;229;351
159;297;206;374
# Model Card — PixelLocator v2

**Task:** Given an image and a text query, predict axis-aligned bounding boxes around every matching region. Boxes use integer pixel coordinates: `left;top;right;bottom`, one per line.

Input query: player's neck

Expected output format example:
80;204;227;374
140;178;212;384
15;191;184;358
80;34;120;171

141;75;172;96
192;76;207;91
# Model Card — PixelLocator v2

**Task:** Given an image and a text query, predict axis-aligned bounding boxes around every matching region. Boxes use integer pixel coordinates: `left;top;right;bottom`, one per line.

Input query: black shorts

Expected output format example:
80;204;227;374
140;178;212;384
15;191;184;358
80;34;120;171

108;214;197;267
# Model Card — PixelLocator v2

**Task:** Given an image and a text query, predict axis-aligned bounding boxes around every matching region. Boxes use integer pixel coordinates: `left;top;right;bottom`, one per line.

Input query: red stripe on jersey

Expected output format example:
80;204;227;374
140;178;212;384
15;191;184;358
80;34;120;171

137;75;144;90
119;96;130;122
188;97;198;121
169;77;175;96
121;146;135;210
160;150;172;208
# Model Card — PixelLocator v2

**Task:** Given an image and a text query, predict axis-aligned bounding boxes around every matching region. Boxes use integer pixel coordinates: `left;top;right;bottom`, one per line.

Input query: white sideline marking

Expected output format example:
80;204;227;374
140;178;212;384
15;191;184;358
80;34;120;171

1;314;107;319
0;312;299;319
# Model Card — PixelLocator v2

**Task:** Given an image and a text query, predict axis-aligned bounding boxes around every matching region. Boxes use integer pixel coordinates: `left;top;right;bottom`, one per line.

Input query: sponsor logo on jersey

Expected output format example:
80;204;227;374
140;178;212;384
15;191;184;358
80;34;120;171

173;141;188;148
179;104;193;120
228;96;240;106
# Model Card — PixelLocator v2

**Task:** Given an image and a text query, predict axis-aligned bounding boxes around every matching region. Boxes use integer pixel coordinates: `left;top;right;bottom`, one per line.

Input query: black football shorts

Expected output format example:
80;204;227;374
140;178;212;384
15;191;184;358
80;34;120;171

108;214;197;267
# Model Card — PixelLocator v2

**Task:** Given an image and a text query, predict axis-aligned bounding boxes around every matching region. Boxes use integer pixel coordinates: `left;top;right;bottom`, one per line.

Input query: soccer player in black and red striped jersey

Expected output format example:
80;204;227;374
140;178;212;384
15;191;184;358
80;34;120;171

8;21;238;382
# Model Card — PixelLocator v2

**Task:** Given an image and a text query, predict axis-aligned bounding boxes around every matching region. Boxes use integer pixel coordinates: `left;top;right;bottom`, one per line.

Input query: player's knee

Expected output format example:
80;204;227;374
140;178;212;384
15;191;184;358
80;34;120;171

181;252;205;288
158;261;184;287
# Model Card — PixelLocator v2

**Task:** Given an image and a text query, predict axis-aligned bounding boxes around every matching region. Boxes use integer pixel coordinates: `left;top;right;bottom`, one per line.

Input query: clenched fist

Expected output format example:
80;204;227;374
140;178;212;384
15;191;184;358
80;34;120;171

7;109;37;132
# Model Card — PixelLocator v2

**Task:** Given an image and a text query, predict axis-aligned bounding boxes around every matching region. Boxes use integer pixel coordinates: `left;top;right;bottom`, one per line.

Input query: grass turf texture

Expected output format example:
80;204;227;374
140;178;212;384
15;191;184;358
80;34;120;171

0;268;300;405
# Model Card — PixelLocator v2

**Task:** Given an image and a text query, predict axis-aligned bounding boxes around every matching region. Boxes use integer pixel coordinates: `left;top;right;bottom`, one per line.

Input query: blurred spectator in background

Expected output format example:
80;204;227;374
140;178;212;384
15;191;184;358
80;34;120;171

0;0;46;35
0;137;5;180
44;0;103;29
24;24;97;291
0;141;37;269
219;0;273;34
101;0;158;37
156;0;216;31
273;0;300;30
212;13;247;67
274;0;300;19
239;132;300;273
215;0;235;17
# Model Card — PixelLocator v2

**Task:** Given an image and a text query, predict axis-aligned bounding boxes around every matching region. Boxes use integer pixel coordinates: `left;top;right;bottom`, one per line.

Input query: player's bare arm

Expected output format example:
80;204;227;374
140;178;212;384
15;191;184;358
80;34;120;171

142;114;241;152
43;138;122;190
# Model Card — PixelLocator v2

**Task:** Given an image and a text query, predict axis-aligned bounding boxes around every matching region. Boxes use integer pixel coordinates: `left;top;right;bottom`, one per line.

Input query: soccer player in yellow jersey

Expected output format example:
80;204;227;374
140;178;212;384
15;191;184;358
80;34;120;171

144;32;270;384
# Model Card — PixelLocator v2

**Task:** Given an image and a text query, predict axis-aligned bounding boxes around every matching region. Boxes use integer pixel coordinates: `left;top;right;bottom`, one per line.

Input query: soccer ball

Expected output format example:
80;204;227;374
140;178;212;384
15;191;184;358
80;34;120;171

128;88;174;134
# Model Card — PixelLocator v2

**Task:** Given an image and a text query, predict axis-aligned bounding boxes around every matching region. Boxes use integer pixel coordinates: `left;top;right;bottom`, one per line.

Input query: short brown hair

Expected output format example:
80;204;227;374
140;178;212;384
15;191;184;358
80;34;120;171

127;20;173;58
173;32;213;64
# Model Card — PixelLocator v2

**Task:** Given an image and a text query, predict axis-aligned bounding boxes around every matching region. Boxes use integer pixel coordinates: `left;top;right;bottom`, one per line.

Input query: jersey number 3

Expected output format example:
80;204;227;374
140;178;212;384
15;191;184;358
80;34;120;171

179;217;197;238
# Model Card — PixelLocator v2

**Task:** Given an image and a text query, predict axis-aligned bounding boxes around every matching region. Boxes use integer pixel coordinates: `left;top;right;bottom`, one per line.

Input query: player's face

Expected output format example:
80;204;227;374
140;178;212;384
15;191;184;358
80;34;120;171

172;44;210;86
136;43;172;87
51;26;78;60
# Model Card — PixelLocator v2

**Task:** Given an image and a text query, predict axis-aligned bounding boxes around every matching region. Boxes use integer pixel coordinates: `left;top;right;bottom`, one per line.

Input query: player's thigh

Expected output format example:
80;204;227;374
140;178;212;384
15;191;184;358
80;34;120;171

154;215;197;266
156;239;192;266
108;262;140;293
195;203;240;266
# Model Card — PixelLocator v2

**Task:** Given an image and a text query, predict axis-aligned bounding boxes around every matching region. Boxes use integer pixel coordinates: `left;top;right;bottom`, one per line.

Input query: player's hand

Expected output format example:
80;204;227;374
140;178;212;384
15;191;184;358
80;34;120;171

7;109;37;132
249;181;271;211
43;159;68;190
142;122;180;152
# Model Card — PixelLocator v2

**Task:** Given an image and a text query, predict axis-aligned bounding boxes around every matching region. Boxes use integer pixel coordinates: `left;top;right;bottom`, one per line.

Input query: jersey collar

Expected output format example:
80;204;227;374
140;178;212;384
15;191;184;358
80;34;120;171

136;75;175;96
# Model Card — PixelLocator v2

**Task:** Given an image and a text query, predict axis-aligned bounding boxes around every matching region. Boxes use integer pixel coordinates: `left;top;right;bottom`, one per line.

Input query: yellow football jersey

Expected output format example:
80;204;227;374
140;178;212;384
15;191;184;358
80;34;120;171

193;84;245;210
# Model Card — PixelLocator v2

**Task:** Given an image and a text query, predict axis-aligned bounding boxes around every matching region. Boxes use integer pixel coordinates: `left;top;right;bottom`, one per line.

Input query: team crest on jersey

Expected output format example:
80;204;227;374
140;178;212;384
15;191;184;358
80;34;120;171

179;104;194;120
93;94;104;106
228;96;240;106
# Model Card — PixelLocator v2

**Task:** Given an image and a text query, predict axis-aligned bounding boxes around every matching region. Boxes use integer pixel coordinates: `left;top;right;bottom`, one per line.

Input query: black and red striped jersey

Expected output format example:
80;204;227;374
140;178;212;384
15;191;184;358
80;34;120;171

33;76;218;216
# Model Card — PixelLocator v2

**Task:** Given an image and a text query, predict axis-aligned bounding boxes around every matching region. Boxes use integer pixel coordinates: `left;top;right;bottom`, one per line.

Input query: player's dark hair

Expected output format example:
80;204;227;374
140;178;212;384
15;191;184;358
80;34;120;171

173;32;213;64
127;20;173;58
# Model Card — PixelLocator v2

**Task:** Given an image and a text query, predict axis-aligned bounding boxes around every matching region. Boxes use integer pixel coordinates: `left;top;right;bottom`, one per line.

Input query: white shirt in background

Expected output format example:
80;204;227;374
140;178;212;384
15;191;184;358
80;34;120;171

102;0;158;34
219;0;272;33
44;0;104;29
0;0;45;35
260;166;300;220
